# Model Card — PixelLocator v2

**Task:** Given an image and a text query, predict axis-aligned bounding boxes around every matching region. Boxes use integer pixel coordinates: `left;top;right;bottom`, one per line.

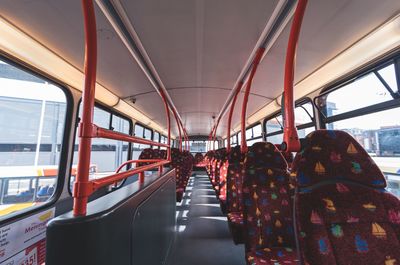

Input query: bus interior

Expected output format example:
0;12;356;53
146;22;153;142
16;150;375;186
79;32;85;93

0;0;400;264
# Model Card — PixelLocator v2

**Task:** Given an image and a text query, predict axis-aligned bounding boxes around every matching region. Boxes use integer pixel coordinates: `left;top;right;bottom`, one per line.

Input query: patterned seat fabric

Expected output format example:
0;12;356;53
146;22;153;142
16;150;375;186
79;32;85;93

246;248;299;265
292;130;400;265
226;145;246;244
243;142;297;264
137;148;154;167
194;152;206;167
275;144;294;168
171;148;186;202
205;151;215;178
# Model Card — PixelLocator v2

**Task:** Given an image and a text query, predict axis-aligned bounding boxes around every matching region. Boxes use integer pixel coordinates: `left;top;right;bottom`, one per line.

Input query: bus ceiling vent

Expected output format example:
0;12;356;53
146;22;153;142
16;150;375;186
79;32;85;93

282;0;308;153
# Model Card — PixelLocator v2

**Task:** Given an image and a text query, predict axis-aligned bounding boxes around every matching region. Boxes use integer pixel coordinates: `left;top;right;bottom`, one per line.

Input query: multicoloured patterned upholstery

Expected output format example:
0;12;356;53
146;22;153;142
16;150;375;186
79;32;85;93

226;145;246;244
246;248;298;265
243;142;297;264
171;148;186;202
292;130;400;265
275;144;294;168
194;152;206;167
137;148;154;166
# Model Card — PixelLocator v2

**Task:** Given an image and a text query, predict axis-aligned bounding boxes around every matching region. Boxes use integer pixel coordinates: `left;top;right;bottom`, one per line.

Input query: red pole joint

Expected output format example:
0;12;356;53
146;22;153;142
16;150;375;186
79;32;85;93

240;47;266;153
282;0;308;153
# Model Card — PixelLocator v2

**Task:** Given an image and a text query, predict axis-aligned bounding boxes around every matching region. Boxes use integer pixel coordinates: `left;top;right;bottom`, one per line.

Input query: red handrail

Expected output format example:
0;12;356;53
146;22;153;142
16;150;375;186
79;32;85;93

74;0;172;216
173;109;182;152
282;0;308;152
240;47;265;153
226;81;243;153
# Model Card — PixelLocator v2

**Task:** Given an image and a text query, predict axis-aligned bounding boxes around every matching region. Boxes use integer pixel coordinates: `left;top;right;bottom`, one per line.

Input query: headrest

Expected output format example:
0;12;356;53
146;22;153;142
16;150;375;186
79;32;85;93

246;142;288;170
139;148;154;158
228;145;244;163
215;148;228;160
292;130;386;188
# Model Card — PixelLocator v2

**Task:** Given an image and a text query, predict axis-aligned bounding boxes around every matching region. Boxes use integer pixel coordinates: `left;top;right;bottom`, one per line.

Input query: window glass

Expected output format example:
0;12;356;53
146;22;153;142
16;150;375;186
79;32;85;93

154;132;160;143
266;115;283;134
253;124;262;138
378;64;398;92
238;132;242;144
71;106;131;191
295;102;314;126
231;135;237;145
133;124;145;159
246;128;252;140
266;133;283;145
190;141;207;152
0;59;67;218
224;139;227;147
327;107;400;197
144;128;152;140
316;72;393;117
247;138;263;146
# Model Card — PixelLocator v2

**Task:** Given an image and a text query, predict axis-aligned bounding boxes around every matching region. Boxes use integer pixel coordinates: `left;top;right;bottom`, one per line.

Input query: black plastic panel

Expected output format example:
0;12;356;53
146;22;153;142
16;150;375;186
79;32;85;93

46;170;176;265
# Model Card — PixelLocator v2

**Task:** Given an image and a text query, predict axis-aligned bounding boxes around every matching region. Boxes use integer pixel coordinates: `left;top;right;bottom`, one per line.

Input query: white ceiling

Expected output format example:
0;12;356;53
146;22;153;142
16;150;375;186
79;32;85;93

1;0;400;137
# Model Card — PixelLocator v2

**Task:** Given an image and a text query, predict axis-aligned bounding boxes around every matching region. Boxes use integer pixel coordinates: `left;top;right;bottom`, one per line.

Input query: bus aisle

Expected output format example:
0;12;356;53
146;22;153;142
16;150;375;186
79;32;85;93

168;172;245;265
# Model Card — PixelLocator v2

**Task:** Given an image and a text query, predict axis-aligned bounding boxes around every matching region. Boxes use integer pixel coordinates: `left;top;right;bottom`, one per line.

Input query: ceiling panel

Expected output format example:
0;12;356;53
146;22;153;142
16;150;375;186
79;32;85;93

251;0;400;98
1;0;399;137
120;0;280;135
0;0;154;98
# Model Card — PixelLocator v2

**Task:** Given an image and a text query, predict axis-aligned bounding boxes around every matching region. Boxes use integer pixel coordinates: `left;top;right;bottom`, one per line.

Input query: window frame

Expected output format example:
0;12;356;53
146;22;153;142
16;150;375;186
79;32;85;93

263;98;316;143
0;54;73;225
68;101;133;196
245;122;263;145
316;54;400;128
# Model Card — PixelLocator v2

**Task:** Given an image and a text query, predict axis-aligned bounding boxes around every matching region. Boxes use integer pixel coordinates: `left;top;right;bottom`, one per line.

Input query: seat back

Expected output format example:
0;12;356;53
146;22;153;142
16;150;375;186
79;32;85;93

226;145;245;214
292;130;400;265
138;148;154;166
243;142;295;251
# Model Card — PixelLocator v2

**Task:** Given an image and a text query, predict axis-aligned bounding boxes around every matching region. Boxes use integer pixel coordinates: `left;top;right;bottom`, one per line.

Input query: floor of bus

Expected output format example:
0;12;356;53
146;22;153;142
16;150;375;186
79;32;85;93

167;172;245;265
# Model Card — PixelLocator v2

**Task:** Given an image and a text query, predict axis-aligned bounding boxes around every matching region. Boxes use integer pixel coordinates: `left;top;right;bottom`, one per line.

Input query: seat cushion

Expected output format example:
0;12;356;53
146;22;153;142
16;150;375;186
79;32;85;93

246;247;299;265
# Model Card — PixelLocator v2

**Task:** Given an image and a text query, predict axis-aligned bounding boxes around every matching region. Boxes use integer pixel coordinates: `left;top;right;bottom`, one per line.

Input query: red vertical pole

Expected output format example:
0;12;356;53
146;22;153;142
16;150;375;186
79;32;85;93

282;0;307;152
226;81;243;153
240;47;265;153
73;0;97;217
172;110;182;151
159;90;171;161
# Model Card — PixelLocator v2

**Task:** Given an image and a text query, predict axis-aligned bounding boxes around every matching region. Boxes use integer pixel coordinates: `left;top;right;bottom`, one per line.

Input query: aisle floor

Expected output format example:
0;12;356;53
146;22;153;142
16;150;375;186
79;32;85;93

168;172;245;265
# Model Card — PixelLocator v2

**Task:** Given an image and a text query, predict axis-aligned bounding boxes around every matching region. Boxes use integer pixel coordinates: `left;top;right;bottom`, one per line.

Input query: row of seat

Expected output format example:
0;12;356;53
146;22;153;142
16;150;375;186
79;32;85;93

205;130;400;265
138;148;194;202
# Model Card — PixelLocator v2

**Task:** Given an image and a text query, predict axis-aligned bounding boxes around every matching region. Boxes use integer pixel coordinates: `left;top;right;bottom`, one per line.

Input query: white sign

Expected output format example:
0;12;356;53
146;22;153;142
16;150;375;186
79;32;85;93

0;208;54;265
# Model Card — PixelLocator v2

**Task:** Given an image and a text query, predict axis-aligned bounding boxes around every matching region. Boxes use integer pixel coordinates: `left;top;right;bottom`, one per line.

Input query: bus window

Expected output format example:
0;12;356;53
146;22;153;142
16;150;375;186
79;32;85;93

132;124;145;159
317;61;400;197
71;105;131;192
316;70;395;118
189;141;207;152
265;100;315;144
246;124;263;146
0;58;68;218
153;131;160;148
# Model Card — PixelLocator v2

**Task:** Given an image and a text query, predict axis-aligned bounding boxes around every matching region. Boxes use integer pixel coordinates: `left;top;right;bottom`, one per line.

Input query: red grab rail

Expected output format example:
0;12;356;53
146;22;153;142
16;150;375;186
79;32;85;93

74;0;172;216
226;81;243;153
240;47;265;153
282;0;308;152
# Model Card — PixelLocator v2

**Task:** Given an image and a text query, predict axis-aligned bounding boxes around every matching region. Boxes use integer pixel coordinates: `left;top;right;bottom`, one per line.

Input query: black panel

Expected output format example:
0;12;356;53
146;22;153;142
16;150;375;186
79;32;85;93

46;170;176;265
